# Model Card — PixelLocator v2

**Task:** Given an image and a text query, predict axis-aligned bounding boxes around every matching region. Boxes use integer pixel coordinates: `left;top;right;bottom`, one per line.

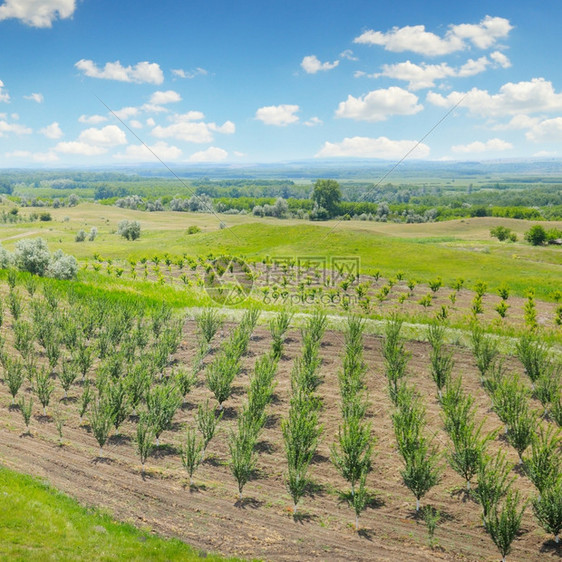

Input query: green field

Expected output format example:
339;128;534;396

0;466;241;561
1;203;560;301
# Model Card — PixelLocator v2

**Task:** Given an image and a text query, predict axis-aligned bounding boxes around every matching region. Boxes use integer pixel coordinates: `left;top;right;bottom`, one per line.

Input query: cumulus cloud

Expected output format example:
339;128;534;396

114;141;182;162
336;87;422;121
316;136;430;159
375;61;455;90
188;146;228;162
112;106;139;120
78;125;127;146
427;78;562;117
340;49;358;61
490;51;511;68
457;56;490;77
6;149;58;162
354;16;512;56
301;55;339;74
255;104;300;126
526;118;562;142
149;90;182;105
304;117;323;127
78;114;107;124
129;120;143;129
75;59;164;85
451;138;513;153
0;80;9;103
0;119;32;136
39;121;63;139
54;125;127;156
171;67;208;79
54;142;107;156
24;92;44;103
0;0;75;28
152;113;235;143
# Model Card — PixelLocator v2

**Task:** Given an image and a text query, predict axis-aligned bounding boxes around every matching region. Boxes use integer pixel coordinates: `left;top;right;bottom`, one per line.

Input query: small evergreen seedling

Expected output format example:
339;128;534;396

34;368;54;416
136;413;155;475
532;479;562;544
89;399;113;457
181;426;204;485
196;399;222;457
476;452;515;524
485;491;526;562
19;395;33;433
422;505;441;548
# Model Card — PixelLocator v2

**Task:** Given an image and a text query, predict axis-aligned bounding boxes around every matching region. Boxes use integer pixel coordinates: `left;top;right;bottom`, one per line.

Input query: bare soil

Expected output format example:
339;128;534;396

0;319;560;561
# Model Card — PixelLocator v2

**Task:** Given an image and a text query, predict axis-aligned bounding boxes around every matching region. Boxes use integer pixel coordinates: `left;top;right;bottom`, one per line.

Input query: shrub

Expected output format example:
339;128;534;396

485;491;526;561
88;227;97;241
476;452;515;524
14;238;50;276
490;226;514;242
181;426;204;485
117;219;141;240
47;250;78;280
525;225;547;246
186;225;201;235
75;230;86;242
532;479;562;544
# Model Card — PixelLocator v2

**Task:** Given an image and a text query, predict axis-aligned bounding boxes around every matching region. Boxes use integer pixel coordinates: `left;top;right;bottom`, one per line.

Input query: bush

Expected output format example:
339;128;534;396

186;225;201;235
47;250;78;280
88;227;97;241
39;212;52;222
490;226;514;242
525;225;547;246
117;220;141;240
14;238;51;275
75;230;86;242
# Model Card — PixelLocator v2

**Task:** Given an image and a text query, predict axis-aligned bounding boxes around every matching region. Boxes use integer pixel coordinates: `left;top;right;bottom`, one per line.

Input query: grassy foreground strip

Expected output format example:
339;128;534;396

0;466;243;562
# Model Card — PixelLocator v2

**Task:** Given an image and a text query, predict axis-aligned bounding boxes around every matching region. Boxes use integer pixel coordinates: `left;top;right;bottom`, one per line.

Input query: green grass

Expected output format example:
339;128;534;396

0;465;244;561
0;203;560;300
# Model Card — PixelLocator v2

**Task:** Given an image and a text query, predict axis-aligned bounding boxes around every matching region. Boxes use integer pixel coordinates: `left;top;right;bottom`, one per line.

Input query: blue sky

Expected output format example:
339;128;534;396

1;0;562;167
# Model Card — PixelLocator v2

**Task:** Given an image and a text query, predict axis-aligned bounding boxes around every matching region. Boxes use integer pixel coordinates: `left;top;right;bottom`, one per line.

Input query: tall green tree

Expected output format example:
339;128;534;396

311;179;341;218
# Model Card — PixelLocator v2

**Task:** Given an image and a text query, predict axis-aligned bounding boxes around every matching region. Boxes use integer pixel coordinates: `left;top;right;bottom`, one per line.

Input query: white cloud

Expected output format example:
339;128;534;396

255;104;300;126
6;149;58;162
152;113;234;143
457;56;490;77
0;80;9;103
373;57;491;90
304;117;323;127
490;51;511;68
0;0;75;28
354;16;512;56
171;67;208;79
75;59;164;85
492;114;539;130
452;138;513;153
24;92;44;103
146;117;155;127
54;142;107;155
335;87;422;122
340;49;358;61
113;106;139;120
376;61;454;90
533;150;557;157
450;16;513;49
54;124;126;156
209;120;235;134
427;78;562;117
78;114;107;124
149;90;182;105
129;120;143;129
114;141;182;161
188;146;228;162
316;136;430;159
301;55;339;74
39;121;63;139
0;120;32;136
526;118;562;142
78;125;127;146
